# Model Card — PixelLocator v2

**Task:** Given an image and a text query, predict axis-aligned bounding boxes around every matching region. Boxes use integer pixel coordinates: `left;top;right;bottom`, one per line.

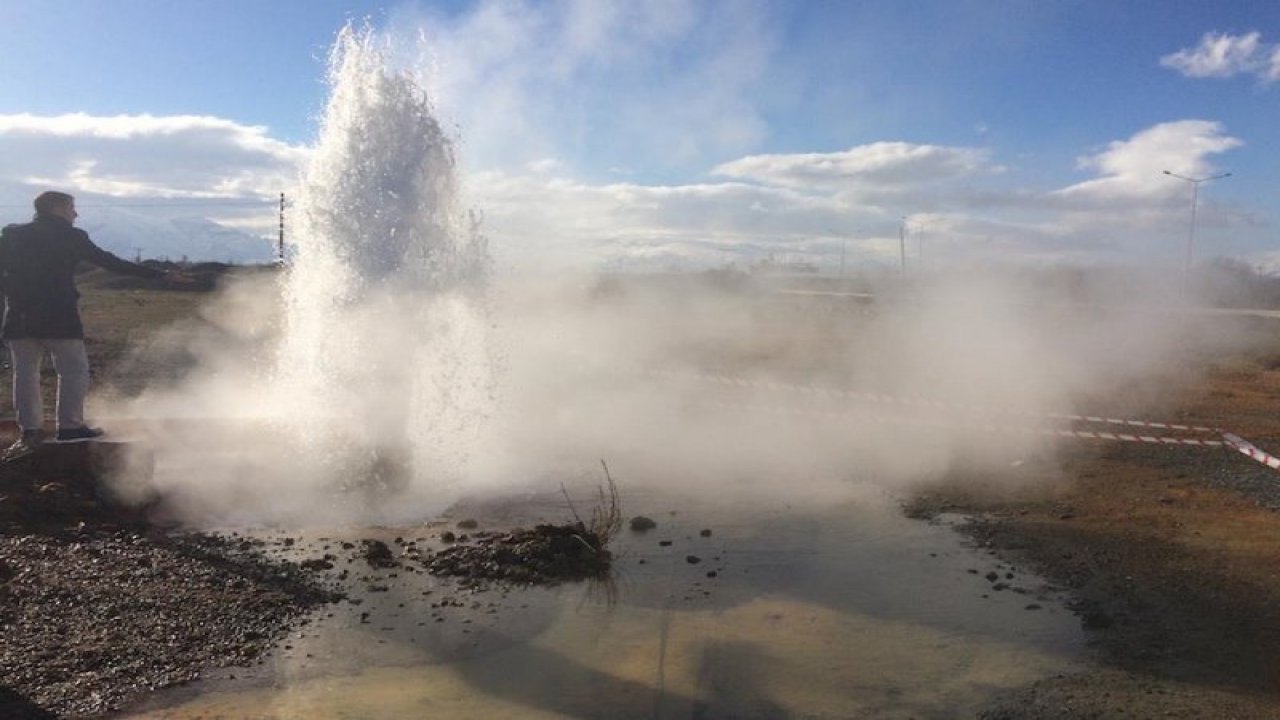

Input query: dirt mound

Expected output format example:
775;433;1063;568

422;523;613;585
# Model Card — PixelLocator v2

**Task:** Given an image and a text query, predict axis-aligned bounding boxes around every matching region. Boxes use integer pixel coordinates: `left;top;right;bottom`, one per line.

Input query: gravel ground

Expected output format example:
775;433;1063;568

0;447;340;720
0;444;622;719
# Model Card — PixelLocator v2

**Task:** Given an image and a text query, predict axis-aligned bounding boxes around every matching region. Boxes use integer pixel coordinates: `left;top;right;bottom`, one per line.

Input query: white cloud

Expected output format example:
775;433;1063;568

467;117;1261;272
1054;120;1241;201
468;168;868;271
1161;31;1279;84
525;158;561;174
0;113;305;260
713;142;997;190
0;112;307;200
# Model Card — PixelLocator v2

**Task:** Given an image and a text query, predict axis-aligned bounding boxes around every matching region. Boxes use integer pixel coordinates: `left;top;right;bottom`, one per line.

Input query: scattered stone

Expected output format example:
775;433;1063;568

686;555;702;564
658;540;673;547
629;516;657;531
985;571;999;582
456;519;479;530
360;540;397;568
0;505;337;719
699;529;712;537
440;531;457;543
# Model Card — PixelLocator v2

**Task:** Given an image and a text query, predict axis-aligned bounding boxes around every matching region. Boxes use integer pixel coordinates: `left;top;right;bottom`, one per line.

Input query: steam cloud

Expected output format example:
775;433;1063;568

109;27;1249;529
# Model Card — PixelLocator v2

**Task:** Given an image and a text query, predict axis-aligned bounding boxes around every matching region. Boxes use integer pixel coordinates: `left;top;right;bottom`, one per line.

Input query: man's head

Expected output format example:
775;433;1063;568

33;191;77;224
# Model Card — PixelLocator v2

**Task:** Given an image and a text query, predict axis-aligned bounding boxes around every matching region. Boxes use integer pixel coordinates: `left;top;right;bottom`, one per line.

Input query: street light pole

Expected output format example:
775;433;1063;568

899;217;907;278
1162;170;1231;278
917;221;926;272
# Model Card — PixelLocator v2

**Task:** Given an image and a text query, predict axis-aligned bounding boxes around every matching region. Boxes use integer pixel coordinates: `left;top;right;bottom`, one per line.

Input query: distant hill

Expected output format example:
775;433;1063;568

79;208;277;264
76;261;279;292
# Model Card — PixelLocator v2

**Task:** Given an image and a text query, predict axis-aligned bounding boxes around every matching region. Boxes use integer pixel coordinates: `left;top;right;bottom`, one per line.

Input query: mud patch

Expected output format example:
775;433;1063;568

421;522;613;585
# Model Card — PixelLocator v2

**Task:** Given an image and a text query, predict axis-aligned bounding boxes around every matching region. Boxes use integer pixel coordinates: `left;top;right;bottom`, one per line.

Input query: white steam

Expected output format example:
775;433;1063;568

111;27;1250;528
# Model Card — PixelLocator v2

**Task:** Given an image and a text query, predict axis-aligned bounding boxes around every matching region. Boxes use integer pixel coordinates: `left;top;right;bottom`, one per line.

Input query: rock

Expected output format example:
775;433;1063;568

360;540;397;568
699;528;712;537
456;519;479;530
686;555;702;564
1082;609;1114;629
629;516;657;531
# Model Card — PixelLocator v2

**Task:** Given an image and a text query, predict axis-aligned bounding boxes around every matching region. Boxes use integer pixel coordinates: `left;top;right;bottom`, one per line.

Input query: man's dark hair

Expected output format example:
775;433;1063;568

33;191;75;217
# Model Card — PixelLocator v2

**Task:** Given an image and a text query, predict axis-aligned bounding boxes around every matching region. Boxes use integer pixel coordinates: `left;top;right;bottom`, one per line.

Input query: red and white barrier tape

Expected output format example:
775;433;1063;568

1222;433;1280;470
653;369;1279;470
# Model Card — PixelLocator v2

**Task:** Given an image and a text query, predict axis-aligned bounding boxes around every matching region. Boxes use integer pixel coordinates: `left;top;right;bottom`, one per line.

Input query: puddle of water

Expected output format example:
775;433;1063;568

125;488;1084;719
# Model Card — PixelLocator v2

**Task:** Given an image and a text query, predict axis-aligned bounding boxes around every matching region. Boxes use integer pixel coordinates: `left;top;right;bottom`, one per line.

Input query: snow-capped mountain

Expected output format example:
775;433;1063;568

79;208;277;264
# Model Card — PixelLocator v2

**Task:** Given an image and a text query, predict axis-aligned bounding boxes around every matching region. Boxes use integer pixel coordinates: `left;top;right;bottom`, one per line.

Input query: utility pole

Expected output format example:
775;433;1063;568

1162;170;1231;280
277;193;286;265
899;218;907;277
917;223;925;272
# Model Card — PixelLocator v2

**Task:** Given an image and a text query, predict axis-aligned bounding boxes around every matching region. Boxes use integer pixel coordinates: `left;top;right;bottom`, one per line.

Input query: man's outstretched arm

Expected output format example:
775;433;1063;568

75;231;193;284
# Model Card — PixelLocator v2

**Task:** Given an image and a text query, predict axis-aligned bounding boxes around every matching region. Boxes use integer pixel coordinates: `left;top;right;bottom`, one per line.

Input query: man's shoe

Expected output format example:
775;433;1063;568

3;430;44;461
55;426;105;443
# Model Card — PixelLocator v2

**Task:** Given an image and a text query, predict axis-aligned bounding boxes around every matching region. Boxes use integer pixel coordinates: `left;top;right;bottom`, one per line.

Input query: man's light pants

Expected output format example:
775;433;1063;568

6;338;89;432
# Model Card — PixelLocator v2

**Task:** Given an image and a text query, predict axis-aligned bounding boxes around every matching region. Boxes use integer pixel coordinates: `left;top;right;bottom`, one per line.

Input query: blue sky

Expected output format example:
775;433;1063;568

0;0;1277;271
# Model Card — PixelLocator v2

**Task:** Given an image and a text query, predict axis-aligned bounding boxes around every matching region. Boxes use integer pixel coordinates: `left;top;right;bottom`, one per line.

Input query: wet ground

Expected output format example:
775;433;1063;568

10;281;1280;717
11;424;1280;717
122;487;1084;719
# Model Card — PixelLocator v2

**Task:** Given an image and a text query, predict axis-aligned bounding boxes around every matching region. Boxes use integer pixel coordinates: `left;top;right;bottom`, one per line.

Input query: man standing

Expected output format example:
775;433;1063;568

0;191;186;458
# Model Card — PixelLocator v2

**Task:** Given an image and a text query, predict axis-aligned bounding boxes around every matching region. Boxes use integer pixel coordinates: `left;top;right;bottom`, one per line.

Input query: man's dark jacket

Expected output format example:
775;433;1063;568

0;214;164;339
